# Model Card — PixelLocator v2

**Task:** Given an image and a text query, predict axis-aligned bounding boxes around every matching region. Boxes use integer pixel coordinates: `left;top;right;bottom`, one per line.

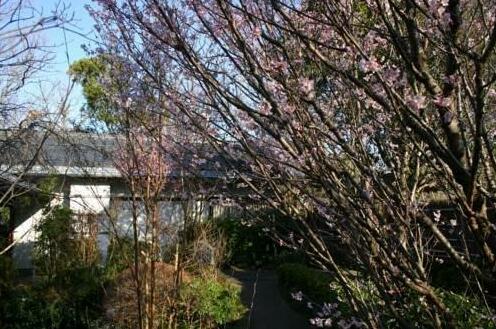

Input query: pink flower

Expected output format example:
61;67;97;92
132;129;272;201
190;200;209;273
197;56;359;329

252;26;261;38
283;104;296;114
428;0;449;17
298;77;315;99
433;95;452;108
406;94;427;111
359;58;381;73
433;210;441;222
291;291;303;301
383;68;401;84
258;100;271;115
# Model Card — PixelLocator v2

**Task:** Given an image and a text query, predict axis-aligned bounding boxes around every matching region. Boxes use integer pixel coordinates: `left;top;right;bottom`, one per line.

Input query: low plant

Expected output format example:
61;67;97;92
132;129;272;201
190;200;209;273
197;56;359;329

383;289;496;329
278;262;496;328
277;262;334;303
0;204;109;329
179;275;246;328
0;270;106;329
429;261;468;292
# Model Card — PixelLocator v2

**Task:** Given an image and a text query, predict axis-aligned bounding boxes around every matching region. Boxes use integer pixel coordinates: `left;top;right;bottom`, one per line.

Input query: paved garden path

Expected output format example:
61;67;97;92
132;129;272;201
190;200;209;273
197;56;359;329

227;268;312;329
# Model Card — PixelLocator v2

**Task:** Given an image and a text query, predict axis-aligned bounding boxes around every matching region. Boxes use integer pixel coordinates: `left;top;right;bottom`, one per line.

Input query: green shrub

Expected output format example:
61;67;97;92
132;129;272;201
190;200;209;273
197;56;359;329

0;265;108;329
430;262;467;292
278;262;496;328
180;276;246;327
216;217;277;267
0;204;110;329
103;237;138;280
1;284;62;329
277;262;334;303
273;249;308;265
440;290;496;328
277;262;363;325
33;206;79;280
381;289;496;328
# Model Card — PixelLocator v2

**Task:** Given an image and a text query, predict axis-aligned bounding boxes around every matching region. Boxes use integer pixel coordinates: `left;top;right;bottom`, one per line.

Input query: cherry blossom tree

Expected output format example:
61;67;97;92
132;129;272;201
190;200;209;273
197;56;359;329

72;54;221;329
88;0;496;327
116;125;168;329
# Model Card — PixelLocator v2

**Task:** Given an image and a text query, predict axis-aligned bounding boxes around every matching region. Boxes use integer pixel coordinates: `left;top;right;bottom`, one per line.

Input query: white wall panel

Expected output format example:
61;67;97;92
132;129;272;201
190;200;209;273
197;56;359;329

70;184;110;213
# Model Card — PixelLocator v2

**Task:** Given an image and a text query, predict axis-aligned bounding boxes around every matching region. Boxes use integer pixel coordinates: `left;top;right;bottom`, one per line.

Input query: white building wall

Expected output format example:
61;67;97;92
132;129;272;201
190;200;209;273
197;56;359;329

13;181;219;269
70;184;111;262
12;194;64;269
112;200;185;237
70;184;111;214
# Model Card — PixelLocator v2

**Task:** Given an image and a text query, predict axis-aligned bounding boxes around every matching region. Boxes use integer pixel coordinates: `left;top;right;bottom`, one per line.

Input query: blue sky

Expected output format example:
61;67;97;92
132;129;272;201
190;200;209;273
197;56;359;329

29;0;97;120
43;0;95;79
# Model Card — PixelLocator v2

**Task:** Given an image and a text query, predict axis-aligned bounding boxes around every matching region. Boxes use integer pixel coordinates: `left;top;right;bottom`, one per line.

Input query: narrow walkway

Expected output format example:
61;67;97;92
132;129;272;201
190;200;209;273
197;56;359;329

227;268;312;329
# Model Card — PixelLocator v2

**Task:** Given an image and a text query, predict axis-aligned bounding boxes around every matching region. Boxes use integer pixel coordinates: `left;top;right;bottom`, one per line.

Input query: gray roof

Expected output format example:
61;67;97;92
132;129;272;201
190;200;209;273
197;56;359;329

0;129;117;168
0;129;239;179
0;172;37;192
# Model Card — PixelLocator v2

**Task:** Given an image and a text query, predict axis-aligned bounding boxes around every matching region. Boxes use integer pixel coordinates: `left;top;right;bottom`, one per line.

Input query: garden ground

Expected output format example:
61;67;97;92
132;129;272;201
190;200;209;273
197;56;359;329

227;268;311;329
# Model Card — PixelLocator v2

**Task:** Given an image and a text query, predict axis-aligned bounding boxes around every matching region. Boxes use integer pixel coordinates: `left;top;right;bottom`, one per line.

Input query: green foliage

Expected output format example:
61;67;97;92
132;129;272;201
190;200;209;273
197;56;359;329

274;249;308;265
0;208;10;248
277;262;336;302
180;277;246;327
102;237;136;280
217;217;277;267
439;290;496;328
69;57;116;125
1;283;65;329
2;205;245;329
381;289;496;329
0;255;14;281
0;203;110;329
37;176;61;205
33;206;79;280
0;207;9;224
278;262;496;328
430;262;467;292
0;205;110;329
0;266;107;329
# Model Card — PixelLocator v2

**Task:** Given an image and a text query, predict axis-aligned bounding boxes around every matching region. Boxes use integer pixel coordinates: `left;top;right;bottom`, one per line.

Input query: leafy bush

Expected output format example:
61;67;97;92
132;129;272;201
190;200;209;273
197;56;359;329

0;204;109;329
382;289;496;329
1;284;63;329
278;262;496;328
180;276;246;327
277;262;334;303
103;237;139;280
0;269;107;329
33;206;80;279
439;290;496;328
430;262;467;292
277;262;359;326
217;216;277;267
